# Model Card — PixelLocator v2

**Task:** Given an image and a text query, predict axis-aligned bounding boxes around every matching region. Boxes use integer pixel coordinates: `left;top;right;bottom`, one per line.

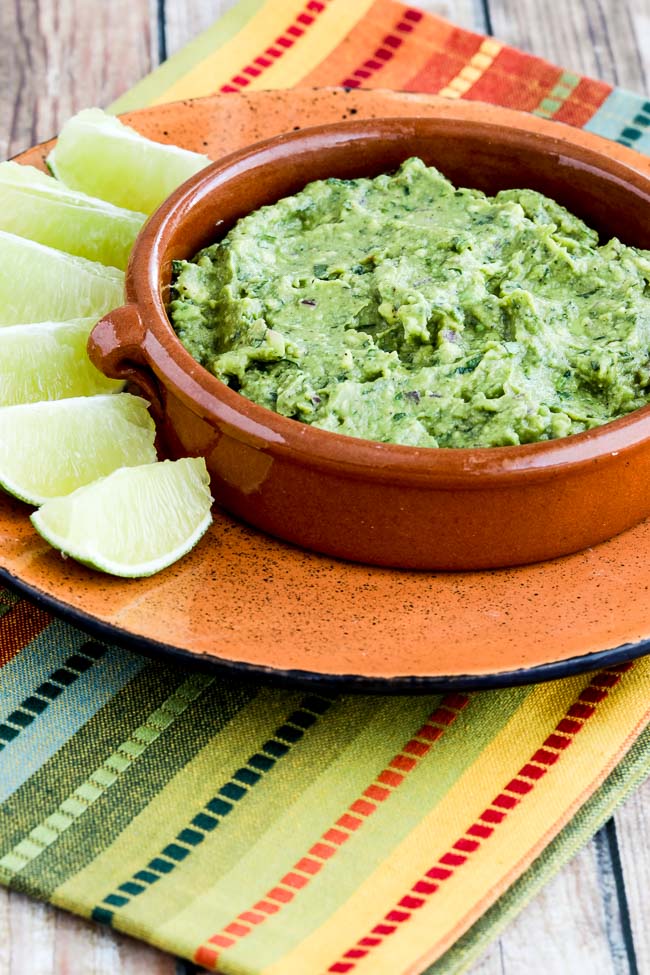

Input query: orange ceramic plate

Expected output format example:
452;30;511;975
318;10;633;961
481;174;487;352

3;88;650;690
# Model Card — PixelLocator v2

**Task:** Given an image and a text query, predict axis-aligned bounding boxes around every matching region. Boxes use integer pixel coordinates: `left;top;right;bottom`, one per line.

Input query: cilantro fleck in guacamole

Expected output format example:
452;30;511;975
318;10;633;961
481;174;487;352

169;157;650;448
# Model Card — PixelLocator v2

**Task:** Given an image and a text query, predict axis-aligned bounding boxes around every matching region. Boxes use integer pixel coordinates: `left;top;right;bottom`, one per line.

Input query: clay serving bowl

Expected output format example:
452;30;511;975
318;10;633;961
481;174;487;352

89;113;650;571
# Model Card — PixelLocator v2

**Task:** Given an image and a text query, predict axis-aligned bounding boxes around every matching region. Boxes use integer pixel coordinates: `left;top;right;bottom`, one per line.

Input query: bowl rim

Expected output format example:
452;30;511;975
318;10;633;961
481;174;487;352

118;112;650;488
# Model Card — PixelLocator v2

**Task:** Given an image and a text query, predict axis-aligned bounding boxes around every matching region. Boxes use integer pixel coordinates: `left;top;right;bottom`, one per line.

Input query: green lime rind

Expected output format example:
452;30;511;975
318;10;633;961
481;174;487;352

30;458;214;578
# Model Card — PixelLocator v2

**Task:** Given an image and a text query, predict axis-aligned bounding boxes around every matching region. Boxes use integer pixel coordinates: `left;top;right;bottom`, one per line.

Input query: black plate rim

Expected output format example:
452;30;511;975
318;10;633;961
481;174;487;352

2;565;648;693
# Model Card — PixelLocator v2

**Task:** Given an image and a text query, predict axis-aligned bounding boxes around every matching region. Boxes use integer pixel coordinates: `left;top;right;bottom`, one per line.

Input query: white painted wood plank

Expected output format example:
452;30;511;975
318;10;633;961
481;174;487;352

0;0;159;160
488;0;650;95
0;887;178;975
611;774;650;973
467;833;624;974
415;0;488;32
164;0;237;57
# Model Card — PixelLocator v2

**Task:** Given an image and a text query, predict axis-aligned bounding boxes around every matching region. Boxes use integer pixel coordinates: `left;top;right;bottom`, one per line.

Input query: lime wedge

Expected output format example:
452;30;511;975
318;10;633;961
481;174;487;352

31;458;213;577
0;231;124;324
47;108;210;214
0;394;156;505
0;318;123;406
0;161;146;270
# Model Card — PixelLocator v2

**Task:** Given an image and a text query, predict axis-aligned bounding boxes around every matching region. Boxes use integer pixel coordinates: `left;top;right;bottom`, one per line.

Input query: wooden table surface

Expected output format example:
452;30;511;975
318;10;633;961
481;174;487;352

1;1;649;973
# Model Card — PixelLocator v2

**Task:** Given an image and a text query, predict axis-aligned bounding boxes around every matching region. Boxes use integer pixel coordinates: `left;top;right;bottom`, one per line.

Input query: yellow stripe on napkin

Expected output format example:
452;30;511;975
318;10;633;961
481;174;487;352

263;664;650;974
148;0;374;105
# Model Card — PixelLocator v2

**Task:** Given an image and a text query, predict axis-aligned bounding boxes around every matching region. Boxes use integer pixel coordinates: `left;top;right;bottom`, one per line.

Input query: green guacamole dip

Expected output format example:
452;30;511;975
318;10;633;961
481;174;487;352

169;157;650;448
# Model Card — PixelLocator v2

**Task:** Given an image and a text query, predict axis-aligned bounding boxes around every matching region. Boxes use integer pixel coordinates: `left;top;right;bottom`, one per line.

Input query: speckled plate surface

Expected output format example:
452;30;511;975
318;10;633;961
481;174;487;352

4;87;650;691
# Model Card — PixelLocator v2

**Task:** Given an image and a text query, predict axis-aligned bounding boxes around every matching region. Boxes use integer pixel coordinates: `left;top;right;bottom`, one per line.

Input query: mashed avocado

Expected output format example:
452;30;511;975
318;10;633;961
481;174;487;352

169;157;650;448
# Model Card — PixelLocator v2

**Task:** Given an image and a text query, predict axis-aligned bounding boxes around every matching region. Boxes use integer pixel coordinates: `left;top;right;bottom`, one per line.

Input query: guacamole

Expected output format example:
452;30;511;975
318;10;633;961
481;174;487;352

169;157;650;448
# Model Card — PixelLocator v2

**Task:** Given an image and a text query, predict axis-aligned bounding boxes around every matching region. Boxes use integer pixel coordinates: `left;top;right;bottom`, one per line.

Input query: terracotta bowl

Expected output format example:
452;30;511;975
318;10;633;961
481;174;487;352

89;114;650;571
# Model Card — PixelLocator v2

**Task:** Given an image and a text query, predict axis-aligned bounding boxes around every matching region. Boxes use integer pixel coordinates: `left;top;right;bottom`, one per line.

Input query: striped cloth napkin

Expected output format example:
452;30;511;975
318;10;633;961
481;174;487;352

3;2;650;973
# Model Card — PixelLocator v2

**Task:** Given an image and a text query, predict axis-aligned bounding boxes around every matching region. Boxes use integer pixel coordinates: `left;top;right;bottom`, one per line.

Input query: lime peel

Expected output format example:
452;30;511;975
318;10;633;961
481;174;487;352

0;394;156;505
31;458;214;578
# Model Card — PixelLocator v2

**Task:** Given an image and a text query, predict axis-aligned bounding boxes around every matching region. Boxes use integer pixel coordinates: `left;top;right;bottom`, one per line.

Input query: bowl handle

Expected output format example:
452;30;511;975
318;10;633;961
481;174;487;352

89;305;164;417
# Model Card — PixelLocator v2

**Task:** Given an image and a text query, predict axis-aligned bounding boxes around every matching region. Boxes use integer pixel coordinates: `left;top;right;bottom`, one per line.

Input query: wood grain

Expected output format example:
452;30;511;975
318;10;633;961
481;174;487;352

412;0;489;32
0;888;177;975
610;776;650;973
164;0;235;57
0;0;159;160
466;829;628;974
488;0;650;95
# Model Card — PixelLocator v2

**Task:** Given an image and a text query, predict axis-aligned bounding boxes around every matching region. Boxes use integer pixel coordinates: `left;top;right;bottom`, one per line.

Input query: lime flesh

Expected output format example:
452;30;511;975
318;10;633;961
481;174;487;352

0;161;145;270
0;318;123;406
7;112;213;577
31;458;213;577
47;108;210;214
0;231;124;325
0;394;157;505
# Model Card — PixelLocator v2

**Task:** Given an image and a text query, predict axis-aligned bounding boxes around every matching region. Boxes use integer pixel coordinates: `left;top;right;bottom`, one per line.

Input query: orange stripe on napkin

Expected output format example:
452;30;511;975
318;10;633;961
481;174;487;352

302;2;433;91
0;600;52;667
